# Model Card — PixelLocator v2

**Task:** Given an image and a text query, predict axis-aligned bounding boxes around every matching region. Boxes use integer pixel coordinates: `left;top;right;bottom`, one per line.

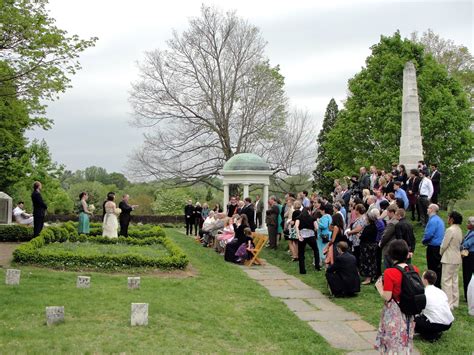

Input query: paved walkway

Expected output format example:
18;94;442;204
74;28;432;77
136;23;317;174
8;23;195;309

240;261;420;355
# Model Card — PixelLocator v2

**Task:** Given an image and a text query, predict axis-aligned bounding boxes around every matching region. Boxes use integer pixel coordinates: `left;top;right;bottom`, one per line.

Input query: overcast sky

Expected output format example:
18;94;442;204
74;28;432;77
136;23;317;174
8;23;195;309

27;0;473;176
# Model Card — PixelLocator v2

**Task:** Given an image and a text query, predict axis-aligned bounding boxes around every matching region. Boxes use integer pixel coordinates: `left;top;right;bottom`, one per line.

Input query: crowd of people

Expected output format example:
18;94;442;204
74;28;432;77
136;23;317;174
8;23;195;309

185;162;473;353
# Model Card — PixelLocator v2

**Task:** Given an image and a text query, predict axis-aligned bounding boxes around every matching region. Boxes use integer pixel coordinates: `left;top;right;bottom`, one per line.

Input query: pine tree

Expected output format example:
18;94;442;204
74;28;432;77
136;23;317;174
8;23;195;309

313;98;339;194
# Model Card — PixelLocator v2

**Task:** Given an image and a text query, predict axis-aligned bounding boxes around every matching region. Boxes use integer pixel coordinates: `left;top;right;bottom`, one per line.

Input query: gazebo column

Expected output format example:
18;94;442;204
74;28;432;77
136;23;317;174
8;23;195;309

243;183;249;199
223;182;229;212
262;183;269;229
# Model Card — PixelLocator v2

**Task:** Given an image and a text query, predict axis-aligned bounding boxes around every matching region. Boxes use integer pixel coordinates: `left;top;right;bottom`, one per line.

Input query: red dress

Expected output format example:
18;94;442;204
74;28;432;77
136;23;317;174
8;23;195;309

375;265;419;354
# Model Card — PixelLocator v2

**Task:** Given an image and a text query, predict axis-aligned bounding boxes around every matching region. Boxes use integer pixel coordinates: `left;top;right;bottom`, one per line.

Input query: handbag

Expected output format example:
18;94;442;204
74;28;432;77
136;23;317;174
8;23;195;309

288;226;298;240
461;249;469;257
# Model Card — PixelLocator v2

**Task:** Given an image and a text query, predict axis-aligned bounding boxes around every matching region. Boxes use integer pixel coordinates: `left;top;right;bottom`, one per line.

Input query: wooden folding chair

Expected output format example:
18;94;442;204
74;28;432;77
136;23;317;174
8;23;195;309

244;233;268;267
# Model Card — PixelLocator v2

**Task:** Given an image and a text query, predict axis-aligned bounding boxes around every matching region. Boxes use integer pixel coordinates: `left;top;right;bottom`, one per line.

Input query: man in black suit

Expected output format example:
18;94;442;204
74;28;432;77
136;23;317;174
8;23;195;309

31;181;47;237
266;196;280;249
430;164;441;204
326;241;360;297
358;167;370;191
184;200;195;236
226;196;238;217
241;197;256;232
394;208;416;262
119;194;138;237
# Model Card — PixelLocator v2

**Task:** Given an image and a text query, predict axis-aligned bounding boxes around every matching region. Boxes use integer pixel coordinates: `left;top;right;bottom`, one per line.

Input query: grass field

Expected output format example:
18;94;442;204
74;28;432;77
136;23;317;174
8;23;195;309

261;207;474;355
0;230;340;354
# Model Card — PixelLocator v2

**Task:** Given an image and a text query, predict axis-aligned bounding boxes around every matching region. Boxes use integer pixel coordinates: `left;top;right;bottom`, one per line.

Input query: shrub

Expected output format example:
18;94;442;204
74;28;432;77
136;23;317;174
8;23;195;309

0;225;34;242
13;224;188;270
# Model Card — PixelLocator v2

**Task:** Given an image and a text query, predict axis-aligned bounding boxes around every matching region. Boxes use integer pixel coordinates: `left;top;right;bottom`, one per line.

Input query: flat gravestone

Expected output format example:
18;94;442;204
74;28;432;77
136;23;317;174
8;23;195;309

46;306;65;326
76;276;91;288
128;277;140;290
5;269;21;285
131;303;148;326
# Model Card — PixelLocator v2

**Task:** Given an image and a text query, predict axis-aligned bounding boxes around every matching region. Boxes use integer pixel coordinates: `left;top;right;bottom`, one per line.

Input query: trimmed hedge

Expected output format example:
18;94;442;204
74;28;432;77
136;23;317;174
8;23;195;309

0;224;34;242
0;222;167;243
71;223;167;239
13;224;188;270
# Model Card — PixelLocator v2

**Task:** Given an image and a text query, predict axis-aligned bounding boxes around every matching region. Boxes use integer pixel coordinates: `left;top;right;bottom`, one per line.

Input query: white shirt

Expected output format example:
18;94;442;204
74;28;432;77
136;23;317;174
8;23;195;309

303;197;311;208
419;177;434;199
422;285;454;325
13;206;24;217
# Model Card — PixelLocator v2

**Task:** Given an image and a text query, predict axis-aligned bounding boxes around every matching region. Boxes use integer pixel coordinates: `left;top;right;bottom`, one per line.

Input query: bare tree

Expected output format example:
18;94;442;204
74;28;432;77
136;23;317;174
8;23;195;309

129;5;289;185
265;109;317;191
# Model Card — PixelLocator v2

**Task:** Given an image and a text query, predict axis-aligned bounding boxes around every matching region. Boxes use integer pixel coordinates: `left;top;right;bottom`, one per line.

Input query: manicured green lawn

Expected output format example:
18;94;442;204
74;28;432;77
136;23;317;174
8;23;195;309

42;241;170;258
0;229;340;354
261;212;474;355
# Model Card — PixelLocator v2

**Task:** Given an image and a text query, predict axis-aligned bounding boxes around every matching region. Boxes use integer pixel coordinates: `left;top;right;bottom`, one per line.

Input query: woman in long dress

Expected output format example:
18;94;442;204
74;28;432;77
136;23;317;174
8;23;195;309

375;240;418;354
103;193;119;238
78;192;92;234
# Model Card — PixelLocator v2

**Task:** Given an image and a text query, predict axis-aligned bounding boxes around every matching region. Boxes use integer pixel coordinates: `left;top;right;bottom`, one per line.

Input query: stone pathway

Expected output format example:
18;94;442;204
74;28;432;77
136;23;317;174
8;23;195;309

240;261;420;355
0;243;19;267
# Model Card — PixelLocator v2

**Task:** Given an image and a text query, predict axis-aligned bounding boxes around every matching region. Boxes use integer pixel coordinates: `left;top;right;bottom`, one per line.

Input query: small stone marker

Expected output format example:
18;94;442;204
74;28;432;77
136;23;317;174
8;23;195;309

76;276;91;288
5;269;21;285
131;303;148;326
128;277;140;289
46;306;65;326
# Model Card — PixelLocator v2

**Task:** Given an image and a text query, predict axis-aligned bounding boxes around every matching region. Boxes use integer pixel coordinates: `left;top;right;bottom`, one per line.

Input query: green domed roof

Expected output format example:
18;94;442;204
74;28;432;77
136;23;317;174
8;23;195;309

223;153;270;171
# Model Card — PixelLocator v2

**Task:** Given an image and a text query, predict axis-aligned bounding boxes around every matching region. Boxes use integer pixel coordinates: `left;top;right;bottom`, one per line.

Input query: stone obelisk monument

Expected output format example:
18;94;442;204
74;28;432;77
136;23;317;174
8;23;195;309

399;61;423;170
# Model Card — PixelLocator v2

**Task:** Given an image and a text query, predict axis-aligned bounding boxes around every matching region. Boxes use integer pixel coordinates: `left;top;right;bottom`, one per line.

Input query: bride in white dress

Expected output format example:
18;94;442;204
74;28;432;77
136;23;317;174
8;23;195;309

102;194;119;238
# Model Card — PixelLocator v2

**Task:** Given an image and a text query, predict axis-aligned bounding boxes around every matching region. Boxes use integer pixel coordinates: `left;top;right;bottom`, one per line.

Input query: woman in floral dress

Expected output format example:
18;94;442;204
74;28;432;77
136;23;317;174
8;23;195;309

375;240;419;354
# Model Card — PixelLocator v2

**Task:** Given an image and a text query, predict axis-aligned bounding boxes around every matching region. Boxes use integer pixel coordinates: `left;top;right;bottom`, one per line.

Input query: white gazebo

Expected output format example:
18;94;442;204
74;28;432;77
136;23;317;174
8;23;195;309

220;153;273;229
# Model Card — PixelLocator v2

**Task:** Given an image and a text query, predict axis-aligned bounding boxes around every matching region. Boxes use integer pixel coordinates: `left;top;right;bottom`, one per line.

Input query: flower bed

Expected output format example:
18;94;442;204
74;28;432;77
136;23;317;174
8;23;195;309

12;223;188;270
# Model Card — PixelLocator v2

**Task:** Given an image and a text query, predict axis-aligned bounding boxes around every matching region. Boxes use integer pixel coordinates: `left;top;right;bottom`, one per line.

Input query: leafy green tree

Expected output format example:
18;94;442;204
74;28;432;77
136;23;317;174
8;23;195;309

8;140;74;213
313;98;339;194
0;0;96;196
153;188;190;215
0;0;97;127
106;172;129;190
324;32;473;204
84;166;109;183
0;62;30;191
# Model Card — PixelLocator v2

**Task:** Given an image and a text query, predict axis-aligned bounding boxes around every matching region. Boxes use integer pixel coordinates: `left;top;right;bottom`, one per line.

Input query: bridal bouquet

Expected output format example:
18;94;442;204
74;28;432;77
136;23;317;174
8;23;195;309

114;208;122;215
88;205;96;214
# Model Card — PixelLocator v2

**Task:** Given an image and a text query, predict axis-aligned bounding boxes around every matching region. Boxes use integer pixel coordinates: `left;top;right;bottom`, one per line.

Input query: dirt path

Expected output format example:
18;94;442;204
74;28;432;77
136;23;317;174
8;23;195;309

0;243;20;267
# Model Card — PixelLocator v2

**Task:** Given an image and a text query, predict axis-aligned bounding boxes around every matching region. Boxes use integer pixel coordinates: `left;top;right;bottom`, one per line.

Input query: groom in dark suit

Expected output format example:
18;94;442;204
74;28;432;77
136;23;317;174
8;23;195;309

31;181;47;237
119;194;138;237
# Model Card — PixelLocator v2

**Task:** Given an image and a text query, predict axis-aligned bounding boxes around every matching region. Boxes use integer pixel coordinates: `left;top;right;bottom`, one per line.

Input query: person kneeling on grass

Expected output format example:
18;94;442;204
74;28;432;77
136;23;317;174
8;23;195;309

415;270;454;342
235;228;255;263
326;241;360;297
